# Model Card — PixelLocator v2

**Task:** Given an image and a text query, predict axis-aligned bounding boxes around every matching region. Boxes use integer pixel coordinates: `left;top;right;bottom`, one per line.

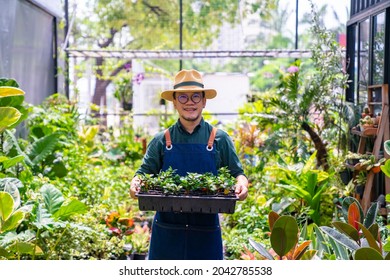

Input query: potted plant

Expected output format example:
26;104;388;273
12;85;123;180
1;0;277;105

113;77;133;111
129;224;150;260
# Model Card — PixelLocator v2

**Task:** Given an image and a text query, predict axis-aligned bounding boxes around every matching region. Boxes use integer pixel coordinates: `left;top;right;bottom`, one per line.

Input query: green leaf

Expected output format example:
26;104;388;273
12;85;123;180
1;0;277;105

327;234;350;260
384;140;390;156
0;107;21;132
0;95;24;107
270;216;298;258
306;172;318;198
312;224;331;255
380;159;390;178
0;178;22;209
40;184;64;214
28;133;61;166
0;192;14;222
3;130;33;166
364;202;379;228
2;155;25;169
0;247;12;259
52;199;87;220
332;221;360;243
8;241;43;256
248;238;274;260
354;247;383;260
300;249;317;260
1;210;25;232
357;222;381;253
320;226;360;251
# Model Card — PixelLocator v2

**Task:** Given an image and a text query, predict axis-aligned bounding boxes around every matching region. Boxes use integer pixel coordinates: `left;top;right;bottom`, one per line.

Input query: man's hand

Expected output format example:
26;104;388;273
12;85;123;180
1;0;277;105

234;174;249;201
130;176;141;199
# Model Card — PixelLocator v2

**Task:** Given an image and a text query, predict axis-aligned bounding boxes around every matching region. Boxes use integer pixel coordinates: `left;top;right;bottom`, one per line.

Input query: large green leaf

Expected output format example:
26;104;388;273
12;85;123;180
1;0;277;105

0;107;21;132
270;216;298;258
320;226;360;251
52;199;87;220
0;78;19;87
40;184;64;214
248;238;274;260
1;210;25;232
0;192;14;223
332;221;359;243
28;132;61;166
354;247;383;260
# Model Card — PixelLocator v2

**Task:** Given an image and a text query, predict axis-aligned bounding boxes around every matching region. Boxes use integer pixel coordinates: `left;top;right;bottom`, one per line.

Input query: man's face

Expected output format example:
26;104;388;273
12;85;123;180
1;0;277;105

173;92;206;122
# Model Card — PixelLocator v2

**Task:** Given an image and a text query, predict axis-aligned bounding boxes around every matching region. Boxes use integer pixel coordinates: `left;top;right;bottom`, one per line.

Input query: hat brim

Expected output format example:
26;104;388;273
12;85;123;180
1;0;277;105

161;88;217;101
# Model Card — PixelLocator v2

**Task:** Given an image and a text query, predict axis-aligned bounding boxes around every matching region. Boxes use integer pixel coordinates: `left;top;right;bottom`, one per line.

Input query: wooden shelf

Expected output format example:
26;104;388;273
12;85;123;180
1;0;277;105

355;84;389;214
351;127;378;137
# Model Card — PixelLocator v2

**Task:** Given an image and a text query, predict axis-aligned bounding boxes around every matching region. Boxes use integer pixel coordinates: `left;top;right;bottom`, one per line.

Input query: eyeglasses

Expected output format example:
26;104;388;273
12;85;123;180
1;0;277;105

176;92;203;104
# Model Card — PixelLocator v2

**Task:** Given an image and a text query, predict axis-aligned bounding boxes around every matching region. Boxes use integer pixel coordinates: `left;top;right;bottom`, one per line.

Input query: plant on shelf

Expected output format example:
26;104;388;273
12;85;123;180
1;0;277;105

359;115;375;129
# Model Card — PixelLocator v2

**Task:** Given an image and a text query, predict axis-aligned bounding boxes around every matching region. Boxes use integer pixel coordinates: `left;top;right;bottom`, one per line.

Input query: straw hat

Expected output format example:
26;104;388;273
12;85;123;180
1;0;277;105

161;69;217;101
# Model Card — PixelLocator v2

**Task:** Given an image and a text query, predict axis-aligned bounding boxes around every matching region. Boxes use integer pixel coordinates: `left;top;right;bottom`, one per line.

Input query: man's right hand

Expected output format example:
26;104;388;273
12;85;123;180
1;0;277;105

130;176;141;199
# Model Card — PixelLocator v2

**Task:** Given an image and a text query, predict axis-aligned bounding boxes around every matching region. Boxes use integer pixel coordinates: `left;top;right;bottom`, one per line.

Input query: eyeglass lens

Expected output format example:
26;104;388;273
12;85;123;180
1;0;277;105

177;93;202;104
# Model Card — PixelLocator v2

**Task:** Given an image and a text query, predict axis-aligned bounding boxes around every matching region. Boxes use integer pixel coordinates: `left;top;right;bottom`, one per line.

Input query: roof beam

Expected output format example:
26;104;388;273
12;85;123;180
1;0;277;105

66;49;313;59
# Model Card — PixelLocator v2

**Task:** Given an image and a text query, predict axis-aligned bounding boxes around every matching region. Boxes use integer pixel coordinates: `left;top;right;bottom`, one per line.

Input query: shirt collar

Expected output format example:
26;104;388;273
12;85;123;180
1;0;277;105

176;118;204;135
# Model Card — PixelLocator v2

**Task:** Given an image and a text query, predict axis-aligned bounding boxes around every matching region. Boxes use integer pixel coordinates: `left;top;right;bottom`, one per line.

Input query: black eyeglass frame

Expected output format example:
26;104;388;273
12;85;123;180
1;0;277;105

173;92;205;104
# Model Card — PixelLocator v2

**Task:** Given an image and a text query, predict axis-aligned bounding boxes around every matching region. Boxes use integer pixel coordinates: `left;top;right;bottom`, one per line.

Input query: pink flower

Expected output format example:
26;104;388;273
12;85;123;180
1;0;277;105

287;66;299;73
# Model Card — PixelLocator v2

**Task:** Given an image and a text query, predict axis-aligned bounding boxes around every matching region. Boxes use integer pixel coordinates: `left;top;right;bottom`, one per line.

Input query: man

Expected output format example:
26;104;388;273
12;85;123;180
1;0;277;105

130;69;248;260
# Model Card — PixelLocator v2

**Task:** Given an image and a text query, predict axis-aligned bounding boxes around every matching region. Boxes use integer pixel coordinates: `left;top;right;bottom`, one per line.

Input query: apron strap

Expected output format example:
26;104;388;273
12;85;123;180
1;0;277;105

164;129;172;150
207;127;217;150
164;126;217;151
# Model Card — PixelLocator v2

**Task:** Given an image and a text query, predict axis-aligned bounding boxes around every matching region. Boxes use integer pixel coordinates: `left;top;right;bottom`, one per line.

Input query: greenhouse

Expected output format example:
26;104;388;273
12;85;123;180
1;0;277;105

1;0;390;270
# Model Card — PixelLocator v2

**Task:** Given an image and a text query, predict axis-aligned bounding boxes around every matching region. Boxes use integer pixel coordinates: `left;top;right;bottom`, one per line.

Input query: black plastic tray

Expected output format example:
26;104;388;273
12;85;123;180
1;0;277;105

137;193;238;214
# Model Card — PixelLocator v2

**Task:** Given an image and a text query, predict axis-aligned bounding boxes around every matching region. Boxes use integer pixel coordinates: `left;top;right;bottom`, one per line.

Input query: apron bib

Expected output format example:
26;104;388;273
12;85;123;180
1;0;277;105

148;127;223;260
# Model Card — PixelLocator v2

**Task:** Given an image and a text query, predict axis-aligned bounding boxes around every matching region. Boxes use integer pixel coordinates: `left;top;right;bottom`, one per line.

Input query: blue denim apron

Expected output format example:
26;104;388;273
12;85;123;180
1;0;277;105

148;127;223;260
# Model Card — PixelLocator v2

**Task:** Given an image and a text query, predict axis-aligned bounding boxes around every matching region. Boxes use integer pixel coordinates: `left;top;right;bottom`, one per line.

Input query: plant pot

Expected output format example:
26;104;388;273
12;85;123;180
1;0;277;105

130;253;147;260
137;192;238;214
339;170;352;185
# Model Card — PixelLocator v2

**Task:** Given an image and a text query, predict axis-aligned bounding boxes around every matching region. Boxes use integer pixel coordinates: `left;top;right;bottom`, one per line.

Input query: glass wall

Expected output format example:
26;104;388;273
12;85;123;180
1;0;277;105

358;18;370;104
372;12;386;85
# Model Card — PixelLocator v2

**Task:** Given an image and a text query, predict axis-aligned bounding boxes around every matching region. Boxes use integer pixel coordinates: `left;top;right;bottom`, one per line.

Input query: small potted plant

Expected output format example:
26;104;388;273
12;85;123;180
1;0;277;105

129;224;150;260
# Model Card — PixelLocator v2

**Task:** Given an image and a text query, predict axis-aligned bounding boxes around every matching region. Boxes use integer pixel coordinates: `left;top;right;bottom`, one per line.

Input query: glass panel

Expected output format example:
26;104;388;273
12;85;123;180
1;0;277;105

354;25;359;103
358;18;370;105
372;12;386;85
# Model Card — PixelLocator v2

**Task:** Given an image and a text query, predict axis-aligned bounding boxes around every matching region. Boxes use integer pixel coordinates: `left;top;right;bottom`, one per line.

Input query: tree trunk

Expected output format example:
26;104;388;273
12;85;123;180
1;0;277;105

301;121;329;171
92;57;110;106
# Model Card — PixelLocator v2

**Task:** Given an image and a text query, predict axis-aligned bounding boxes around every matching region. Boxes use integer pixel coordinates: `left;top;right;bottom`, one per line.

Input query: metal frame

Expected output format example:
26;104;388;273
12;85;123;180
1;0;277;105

66;49;313;60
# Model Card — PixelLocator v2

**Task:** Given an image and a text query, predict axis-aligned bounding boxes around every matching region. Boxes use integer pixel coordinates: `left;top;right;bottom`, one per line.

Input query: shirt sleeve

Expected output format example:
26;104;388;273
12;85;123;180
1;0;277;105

135;132;164;175
215;129;246;178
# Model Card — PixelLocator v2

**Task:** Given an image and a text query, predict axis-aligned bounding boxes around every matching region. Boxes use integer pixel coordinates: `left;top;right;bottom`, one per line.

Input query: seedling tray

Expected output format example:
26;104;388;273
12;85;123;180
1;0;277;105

137;192;238;214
